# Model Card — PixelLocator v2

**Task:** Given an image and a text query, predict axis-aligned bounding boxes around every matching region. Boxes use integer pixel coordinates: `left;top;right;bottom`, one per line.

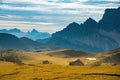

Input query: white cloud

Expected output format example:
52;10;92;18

2;0;88;4
0;4;111;15
0;0;119;33
0;20;55;25
0;15;24;19
106;0;120;2
1;0;119;14
0;5;49;11
1;1;119;12
0;20;60;33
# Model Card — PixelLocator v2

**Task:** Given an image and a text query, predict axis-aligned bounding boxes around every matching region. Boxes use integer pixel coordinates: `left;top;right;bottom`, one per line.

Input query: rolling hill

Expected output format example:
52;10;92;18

1;47;120;66
94;48;120;65
45;49;92;58
0;48;120;80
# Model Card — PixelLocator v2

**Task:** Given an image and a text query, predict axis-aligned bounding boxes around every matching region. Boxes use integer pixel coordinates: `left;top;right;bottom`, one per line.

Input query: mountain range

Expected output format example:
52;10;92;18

0;33;51;51
0;7;119;52
0;28;51;40
37;7;120;52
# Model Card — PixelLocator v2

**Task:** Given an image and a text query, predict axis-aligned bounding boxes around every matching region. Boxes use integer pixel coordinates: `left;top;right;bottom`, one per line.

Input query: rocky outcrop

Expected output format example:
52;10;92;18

42;60;51;64
0;50;22;63
69;59;84;66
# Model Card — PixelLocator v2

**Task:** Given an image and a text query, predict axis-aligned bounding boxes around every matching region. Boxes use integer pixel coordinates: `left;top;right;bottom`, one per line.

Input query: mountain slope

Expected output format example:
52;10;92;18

47;7;120;52
0;33;27;50
94;48;120;65
25;29;51;40
20;37;51;51
0;33;50;51
46;49;92;58
99;7;120;32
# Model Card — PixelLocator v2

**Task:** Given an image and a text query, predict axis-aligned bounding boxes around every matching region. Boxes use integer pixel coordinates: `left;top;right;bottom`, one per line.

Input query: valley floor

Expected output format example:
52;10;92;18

0;49;120;80
0;61;120;80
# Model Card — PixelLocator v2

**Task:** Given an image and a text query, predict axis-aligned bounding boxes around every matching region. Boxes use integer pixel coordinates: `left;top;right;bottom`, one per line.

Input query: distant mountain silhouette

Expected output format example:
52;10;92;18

0;28;22;33
26;29;51;40
0;33;26;50
46;7;120;52
0;28;51;40
30;29;39;33
0;33;50;51
9;28;22;33
36;38;51;44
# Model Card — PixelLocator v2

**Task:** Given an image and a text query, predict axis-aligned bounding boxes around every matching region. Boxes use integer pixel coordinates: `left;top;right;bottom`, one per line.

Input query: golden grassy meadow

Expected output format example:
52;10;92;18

0;50;120;80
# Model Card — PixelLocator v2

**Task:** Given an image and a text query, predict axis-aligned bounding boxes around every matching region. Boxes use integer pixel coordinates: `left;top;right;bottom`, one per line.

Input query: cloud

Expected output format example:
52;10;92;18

0;0;119;33
1;3;118;15
0;20;59;33
1;0;88;4
106;0;120;2
0;15;24;19
84;0;120;5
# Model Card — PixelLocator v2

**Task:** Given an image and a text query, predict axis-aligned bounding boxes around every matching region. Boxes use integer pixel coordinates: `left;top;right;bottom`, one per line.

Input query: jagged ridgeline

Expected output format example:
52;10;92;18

45;7;120;52
0;7;120;52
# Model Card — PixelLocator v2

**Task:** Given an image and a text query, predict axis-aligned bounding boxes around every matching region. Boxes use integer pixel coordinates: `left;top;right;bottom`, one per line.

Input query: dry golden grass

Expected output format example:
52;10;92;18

0;62;120;80
0;50;120;80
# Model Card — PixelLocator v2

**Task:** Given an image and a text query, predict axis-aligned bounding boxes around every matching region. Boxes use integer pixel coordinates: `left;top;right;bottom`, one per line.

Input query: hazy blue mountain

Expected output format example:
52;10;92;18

25;29;51;40
36;38;51;44
0;28;51;40
0;29;8;32
0;33;27;50
0;33;51;51
0;28;22;33
20;37;51;51
30;29;39;33
47;7;120;52
9;28;22;33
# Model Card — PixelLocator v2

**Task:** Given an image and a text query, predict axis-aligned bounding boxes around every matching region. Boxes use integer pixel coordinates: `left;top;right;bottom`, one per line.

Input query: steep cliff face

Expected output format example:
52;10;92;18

99;7;120;32
99;7;120;45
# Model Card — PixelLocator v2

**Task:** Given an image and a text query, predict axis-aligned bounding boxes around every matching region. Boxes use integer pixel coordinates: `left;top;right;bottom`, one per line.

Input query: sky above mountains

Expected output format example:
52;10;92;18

0;0;120;33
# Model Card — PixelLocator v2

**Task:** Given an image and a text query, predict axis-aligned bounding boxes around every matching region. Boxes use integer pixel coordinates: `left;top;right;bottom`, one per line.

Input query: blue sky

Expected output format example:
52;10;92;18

0;0;120;33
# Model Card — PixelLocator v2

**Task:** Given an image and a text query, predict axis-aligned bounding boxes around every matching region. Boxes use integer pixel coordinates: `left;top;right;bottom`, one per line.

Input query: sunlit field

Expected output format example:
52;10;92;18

0;50;120;80
0;62;120;80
